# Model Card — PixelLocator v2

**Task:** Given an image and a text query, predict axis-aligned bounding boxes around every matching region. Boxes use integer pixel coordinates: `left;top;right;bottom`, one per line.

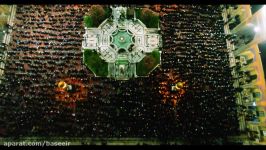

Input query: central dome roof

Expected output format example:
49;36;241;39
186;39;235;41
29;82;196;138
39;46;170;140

112;29;133;51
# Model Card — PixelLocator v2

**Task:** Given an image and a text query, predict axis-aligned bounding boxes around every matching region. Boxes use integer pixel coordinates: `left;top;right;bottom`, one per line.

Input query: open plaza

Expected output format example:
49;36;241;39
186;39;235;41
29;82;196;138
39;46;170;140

0;4;266;145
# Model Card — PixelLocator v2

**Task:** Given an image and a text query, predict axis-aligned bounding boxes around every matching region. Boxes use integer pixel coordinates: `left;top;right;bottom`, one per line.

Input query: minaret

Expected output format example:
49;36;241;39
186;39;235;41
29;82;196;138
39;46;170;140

133;9;136;21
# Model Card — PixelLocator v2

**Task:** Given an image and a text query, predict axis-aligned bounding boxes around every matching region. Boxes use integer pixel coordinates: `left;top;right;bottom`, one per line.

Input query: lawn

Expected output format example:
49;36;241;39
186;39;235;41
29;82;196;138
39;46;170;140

135;8;159;28
83;5;111;28
83;49;108;77
136;50;160;76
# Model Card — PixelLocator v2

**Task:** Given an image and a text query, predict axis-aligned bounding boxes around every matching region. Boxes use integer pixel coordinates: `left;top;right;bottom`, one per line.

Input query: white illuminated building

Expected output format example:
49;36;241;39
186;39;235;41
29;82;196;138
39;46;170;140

82;6;162;80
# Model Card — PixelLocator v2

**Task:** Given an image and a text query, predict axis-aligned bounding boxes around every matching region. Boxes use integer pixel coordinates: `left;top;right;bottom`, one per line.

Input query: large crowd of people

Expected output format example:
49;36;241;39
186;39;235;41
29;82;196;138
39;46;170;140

159;5;239;139
0;5;239;144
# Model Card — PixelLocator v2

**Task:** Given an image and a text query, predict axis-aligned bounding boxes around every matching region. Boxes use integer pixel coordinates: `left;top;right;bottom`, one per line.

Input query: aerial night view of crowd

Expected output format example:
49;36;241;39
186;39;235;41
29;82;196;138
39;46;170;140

0;5;240;144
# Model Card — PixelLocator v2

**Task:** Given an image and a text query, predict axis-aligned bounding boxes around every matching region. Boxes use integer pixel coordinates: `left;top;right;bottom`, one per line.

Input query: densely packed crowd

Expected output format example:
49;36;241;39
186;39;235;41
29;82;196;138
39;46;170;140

158;5;239;140
0;5;239;144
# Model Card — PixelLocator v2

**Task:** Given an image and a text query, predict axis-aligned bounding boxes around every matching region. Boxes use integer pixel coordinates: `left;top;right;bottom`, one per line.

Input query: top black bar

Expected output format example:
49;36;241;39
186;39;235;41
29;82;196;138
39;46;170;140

1;0;266;5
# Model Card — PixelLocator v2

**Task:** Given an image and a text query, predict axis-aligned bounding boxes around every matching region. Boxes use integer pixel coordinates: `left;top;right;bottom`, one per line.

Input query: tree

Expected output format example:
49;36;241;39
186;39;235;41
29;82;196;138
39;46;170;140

138;8;159;28
84;5;106;27
127;8;134;19
84;16;93;27
90;5;106;26
103;6;112;19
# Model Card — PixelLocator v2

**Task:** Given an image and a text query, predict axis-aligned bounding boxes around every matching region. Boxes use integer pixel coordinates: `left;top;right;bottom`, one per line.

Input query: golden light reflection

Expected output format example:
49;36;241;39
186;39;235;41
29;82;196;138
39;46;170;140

58;81;67;89
55;77;88;109
159;70;187;107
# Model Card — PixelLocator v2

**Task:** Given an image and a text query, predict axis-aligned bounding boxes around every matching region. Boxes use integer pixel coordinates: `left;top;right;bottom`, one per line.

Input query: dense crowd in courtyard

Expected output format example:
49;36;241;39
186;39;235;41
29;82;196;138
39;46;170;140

0;5;239;144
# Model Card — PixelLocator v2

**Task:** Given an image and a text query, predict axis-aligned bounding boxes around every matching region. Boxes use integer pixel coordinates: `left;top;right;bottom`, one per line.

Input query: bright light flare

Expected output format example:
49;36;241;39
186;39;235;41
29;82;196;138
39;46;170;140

254;26;260;32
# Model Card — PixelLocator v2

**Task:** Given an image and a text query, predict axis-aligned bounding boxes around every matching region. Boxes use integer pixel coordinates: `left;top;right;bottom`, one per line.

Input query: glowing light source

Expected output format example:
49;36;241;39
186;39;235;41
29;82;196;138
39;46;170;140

253;101;256;106
58;81;67;89
263;5;266;10
55;78;88;108
254;26;260;32
261;5;266;33
159;70;187;107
